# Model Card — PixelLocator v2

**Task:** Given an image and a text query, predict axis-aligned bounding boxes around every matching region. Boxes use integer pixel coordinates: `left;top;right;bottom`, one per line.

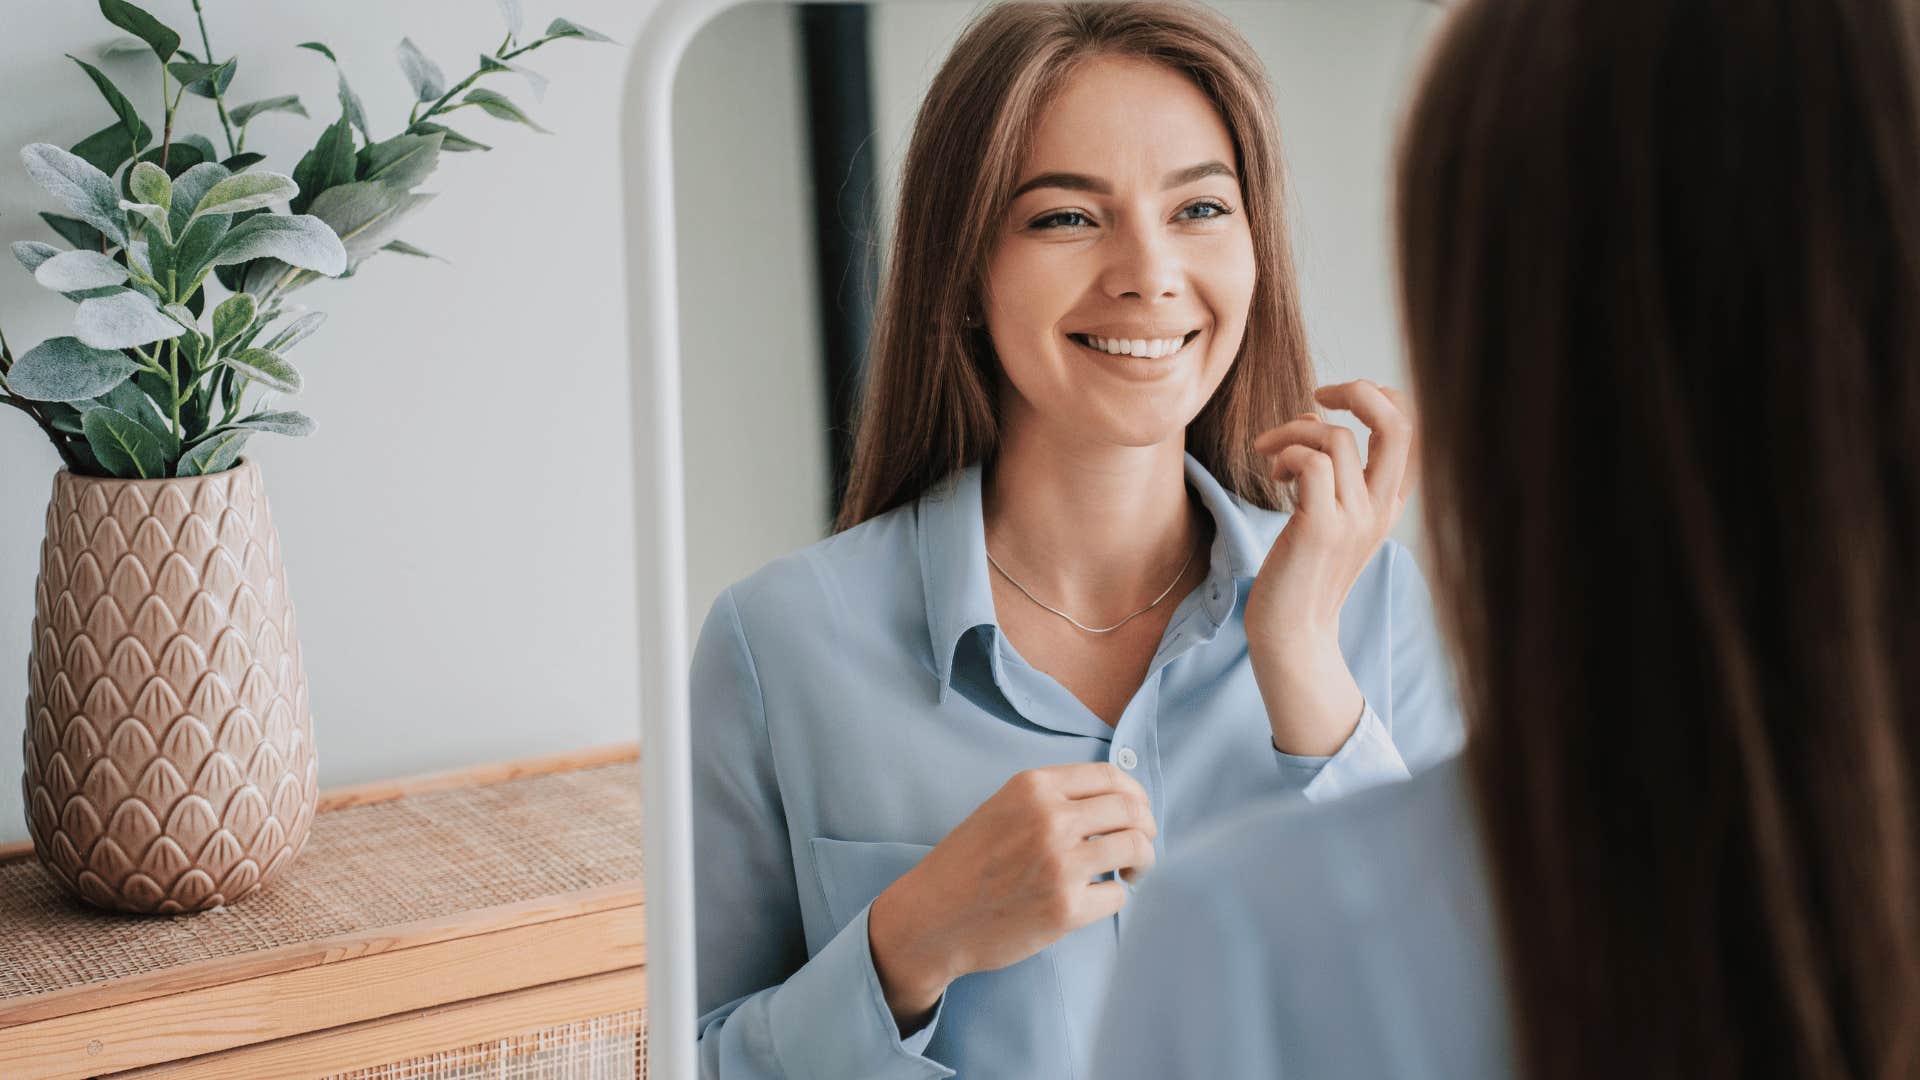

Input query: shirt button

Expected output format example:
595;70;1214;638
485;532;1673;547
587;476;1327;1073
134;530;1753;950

1116;746;1139;770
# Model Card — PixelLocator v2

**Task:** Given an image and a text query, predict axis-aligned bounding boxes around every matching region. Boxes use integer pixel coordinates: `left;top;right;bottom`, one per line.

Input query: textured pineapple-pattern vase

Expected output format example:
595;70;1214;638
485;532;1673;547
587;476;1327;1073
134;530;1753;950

20;458;319;915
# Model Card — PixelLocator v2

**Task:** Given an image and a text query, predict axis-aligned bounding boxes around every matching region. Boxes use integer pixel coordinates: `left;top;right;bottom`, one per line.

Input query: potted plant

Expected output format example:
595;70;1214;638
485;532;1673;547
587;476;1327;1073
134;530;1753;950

2;0;614;914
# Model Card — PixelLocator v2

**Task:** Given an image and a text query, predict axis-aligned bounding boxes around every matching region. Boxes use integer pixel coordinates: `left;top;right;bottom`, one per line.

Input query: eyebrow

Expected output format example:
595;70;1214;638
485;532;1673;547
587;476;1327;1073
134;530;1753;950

1010;160;1237;200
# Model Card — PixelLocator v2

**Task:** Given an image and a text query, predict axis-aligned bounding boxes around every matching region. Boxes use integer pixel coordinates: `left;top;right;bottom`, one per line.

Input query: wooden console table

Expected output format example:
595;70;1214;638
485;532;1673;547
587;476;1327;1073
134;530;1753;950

0;744;647;1079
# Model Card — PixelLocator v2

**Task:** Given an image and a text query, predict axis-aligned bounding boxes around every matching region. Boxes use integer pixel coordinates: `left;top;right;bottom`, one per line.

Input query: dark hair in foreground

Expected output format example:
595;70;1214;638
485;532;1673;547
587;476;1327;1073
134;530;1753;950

1397;0;1920;1076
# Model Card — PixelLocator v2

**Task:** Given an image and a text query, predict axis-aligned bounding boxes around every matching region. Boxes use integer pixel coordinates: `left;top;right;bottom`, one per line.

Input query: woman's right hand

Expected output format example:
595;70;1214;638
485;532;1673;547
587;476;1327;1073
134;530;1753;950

866;762;1158;1033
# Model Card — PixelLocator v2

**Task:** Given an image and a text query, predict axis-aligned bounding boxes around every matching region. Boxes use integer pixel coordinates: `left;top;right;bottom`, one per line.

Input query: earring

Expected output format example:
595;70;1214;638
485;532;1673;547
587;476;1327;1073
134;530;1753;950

962;310;981;327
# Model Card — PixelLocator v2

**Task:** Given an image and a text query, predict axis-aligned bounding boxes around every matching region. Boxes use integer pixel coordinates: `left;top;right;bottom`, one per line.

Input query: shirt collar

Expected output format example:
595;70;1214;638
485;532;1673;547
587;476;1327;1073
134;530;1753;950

916;450;1266;703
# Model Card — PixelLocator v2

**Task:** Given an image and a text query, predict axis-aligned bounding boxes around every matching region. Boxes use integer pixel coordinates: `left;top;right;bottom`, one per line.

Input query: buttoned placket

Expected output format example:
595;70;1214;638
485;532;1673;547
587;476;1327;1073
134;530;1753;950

983;536;1239;943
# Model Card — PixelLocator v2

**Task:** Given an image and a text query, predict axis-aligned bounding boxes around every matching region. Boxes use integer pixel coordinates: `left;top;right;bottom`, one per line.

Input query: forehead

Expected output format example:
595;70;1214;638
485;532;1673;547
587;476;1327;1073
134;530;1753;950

1020;54;1236;178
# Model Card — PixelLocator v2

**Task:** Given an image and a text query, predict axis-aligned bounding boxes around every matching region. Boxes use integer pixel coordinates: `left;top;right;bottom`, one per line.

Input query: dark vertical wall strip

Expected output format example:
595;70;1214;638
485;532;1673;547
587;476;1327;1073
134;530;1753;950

797;3;880;523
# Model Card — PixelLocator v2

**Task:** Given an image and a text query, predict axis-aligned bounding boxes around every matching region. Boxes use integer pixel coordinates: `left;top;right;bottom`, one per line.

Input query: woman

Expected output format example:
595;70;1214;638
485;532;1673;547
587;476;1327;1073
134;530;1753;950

1091;0;1920;1076
691;2;1463;1076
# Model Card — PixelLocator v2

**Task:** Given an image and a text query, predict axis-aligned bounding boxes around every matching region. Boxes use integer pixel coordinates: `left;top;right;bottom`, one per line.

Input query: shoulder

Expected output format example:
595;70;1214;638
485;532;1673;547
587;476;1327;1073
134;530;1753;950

1140;755;1482;951
1116;757;1509;1075
720;498;923;637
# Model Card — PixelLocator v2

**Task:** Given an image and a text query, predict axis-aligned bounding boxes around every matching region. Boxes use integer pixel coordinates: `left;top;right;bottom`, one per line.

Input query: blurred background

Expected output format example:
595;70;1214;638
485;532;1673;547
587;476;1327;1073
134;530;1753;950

0;0;1437;845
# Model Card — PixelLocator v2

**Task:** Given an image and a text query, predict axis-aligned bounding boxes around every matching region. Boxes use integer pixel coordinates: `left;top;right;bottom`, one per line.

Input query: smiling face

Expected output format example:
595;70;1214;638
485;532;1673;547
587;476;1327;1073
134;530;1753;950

981;52;1257;450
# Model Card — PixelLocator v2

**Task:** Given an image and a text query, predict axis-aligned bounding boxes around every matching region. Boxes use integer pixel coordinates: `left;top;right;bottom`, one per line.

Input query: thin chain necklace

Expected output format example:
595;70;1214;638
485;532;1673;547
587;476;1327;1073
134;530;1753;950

985;532;1200;634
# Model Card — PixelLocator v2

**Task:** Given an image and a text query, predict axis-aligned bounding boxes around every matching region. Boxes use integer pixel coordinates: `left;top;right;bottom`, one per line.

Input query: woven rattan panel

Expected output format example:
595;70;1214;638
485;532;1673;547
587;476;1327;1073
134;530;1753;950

323;1009;647;1080
0;760;644;1000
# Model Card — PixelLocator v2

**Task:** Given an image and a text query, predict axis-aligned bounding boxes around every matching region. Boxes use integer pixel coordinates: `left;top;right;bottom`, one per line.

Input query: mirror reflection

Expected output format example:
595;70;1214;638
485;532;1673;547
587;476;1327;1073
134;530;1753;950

675;1;1451;1074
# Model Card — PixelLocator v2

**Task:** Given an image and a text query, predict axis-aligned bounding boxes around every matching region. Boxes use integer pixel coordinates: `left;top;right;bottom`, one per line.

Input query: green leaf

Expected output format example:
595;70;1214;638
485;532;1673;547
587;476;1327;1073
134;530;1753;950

193;171;298;217
84;406;169;478
337;74;372;143
76;291;187;349
224;347;302;392
478;54;548;102
234;410;315;436
46;402;88;435
119;199;170;242
98;0;180;62
381;239;443;260
168;161;229;237
129;160;171;210
263;311;325;352
290;112;356;215
70;118;151;176
459;88;549;133
212;294;256;350
5;337;139;401
308;183;434;260
396;37;447;102
212;214;347;276
544;18;615;43
172;212;232;283
117;142;205;204
41;213;106;251
296;41;337;62
407;122;490;152
176;428;249;476
67;56;147;155
13;240;61;275
221;152;267;172
178;135;219;162
357;131;443;188
87;379;178;454
34;250;130;291
21;143;129;247
230;94;307;126
168;57;236;97
97;37;150;60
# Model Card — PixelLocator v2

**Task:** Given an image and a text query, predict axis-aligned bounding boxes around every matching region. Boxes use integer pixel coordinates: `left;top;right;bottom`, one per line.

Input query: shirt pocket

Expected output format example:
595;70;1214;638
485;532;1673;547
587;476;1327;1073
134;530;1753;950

806;836;1081;1078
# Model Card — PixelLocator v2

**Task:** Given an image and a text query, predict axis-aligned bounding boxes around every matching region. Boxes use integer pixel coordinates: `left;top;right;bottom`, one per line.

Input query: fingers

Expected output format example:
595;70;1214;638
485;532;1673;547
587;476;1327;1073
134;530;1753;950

1075;827;1157;881
1025;761;1149;802
1079;879;1130;922
1314;381;1412;512
1272;444;1336;515
1066;791;1158;842
1256;416;1366;507
1374;383;1420;505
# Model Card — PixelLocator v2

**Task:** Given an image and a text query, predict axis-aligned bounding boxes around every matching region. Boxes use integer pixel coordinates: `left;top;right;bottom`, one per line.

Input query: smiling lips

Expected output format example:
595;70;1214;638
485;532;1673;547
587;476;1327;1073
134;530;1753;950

1068;328;1203;359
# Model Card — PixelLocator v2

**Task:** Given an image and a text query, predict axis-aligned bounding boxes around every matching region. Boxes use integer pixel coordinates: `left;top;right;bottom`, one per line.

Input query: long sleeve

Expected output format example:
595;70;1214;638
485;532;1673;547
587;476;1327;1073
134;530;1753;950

692;586;956;1079
1269;542;1465;802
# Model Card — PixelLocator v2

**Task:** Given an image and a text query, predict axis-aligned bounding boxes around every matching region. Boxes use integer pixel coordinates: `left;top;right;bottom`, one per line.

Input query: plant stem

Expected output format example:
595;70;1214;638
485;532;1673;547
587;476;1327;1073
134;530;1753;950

192;0;238;156
166;337;182;441
160;65;173;171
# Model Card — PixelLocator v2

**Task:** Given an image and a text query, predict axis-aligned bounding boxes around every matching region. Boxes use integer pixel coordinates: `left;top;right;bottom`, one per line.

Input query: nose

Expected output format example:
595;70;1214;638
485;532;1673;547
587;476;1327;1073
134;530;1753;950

1101;218;1184;303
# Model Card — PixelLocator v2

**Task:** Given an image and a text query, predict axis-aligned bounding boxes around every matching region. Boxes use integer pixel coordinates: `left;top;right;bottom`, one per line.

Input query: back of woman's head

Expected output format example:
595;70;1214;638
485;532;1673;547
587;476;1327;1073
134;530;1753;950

1396;0;1920;1075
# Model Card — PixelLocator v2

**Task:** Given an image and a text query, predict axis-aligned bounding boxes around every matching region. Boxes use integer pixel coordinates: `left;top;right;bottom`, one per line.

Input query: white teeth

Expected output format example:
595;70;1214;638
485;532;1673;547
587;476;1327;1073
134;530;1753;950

1075;333;1191;358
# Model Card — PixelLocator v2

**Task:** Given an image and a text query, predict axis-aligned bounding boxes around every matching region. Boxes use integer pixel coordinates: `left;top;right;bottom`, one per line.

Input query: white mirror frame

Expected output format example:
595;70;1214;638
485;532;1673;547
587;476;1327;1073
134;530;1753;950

621;2;1440;1075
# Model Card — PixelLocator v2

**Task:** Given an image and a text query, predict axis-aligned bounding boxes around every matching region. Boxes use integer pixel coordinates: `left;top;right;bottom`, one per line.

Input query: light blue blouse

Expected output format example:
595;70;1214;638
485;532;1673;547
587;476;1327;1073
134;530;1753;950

1089;755;1517;1079
691;450;1466;1079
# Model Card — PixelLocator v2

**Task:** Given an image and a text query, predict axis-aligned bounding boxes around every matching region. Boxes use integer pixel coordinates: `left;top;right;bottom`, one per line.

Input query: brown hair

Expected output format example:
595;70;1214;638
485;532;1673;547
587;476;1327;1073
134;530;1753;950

831;0;1315;533
1396;0;1920;1076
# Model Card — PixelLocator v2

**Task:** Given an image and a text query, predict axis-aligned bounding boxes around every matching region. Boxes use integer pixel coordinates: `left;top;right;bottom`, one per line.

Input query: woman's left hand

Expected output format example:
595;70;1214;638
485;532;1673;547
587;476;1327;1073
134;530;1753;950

1243;380;1418;756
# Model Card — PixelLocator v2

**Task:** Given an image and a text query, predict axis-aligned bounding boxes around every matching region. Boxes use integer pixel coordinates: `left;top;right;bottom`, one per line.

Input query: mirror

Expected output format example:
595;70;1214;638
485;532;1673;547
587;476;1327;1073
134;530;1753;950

625;2;1447;1075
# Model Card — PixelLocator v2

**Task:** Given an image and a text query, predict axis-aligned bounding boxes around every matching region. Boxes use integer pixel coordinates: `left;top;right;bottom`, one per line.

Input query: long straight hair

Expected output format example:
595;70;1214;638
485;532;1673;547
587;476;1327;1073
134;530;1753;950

831;0;1316;533
1396;0;1920;1075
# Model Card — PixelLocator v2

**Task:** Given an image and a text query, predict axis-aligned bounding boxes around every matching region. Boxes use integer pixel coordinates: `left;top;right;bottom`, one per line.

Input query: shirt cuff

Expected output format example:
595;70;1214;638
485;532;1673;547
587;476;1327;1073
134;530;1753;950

1272;699;1411;803
767;900;956;1078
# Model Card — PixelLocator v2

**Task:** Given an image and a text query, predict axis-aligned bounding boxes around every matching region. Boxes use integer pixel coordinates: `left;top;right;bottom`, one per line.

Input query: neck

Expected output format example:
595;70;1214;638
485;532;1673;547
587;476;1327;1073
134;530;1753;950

981;429;1211;625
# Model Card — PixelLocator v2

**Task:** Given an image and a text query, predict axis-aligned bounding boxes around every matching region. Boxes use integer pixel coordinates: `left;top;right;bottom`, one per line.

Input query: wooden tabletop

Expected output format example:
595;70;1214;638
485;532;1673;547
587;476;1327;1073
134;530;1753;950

0;743;647;1079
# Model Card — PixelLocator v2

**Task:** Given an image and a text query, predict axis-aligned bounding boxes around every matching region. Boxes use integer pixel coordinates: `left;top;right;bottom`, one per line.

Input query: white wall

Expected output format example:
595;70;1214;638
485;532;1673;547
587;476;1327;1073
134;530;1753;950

0;0;665;845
